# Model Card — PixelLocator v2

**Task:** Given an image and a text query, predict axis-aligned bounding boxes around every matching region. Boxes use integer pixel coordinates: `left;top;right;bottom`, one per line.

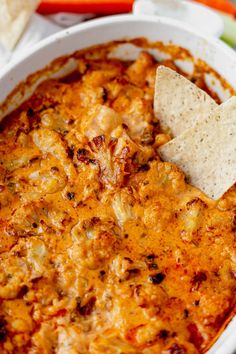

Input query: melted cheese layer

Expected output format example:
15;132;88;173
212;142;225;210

0;50;235;354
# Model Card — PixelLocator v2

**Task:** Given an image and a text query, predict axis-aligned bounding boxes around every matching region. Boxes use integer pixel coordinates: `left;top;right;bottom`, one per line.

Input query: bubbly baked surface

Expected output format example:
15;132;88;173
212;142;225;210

0;50;235;354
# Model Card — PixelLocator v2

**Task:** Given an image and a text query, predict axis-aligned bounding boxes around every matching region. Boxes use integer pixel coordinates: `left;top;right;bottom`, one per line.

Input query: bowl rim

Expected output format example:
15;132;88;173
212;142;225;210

1;13;236;82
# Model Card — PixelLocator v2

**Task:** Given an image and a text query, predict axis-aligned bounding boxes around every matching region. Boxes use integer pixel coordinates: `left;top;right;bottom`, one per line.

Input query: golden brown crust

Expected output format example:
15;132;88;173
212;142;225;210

0;48;235;354
1;38;234;120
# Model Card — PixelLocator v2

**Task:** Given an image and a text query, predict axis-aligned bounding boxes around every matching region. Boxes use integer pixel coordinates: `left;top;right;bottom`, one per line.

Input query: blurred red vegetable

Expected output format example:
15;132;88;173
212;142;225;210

37;0;134;14
193;0;236;17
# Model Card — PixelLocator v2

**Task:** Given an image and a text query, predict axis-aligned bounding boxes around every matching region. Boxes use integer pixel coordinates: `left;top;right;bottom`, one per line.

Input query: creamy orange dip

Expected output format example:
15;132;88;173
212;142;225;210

0;49;235;354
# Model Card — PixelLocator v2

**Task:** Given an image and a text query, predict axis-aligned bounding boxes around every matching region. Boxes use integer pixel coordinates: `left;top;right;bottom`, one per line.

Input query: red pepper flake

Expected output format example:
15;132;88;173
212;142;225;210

67;147;74;158
0;318;7;342
77;148;96;165
127;268;140;279
187;323;204;350
66;192;75;200
99;270;106;280
149;272;165;284
138;164;150;172
77;148;88;157
77;297;96;316
93;135;105;149
102;87;108;102
27;107;35;117
159;329;169;339
125;324;144;342
191;271;207;291
55;309;67;317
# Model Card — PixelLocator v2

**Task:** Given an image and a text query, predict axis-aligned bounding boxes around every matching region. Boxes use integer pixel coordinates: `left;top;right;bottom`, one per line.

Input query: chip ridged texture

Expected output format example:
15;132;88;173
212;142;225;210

154;66;217;137
159;96;236;199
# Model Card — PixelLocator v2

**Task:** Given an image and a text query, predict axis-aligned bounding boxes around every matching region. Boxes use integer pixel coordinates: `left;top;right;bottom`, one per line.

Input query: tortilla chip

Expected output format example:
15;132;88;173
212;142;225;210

0;0;39;50
158;96;236;200
154;65;217;137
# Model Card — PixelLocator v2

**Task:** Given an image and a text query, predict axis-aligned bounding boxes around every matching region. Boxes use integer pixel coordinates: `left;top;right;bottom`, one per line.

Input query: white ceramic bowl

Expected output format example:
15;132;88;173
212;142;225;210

0;14;235;354
133;0;224;38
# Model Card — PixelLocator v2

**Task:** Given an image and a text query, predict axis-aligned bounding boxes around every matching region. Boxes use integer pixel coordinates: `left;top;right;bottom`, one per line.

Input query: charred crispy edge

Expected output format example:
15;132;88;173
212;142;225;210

195;58;234;98
0;38;234;121
204;306;236;352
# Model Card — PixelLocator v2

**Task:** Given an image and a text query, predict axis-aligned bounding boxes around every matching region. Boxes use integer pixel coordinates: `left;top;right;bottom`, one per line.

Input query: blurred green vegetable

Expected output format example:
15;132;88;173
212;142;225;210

220;12;236;48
